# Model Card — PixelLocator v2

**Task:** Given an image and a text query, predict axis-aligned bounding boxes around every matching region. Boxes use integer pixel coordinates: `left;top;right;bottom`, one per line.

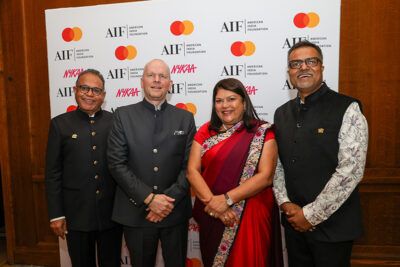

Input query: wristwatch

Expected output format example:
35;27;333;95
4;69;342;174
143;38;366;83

224;193;234;206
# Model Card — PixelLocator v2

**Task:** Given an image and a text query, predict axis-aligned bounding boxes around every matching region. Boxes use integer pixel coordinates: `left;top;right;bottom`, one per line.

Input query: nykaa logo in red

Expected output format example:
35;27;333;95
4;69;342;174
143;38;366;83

116;88;140;97
63;68;84;78
170;64;197;74
246;85;258;95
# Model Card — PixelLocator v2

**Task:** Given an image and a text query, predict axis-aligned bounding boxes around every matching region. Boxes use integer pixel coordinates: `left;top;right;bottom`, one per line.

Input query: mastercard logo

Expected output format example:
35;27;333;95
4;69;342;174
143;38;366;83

175;103;197;115
62;27;83;42
170;20;194;36
231;41;256;57
115;45;137;61
186;258;202;267
66;105;77;112
293;12;320;28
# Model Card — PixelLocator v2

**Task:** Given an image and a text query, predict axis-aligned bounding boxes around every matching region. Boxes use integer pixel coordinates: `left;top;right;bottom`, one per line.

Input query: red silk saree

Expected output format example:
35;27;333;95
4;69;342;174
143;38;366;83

192;121;283;267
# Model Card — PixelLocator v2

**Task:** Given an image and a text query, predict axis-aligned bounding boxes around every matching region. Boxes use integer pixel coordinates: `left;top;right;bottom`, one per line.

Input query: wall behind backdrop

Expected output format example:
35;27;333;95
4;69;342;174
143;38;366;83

0;0;399;266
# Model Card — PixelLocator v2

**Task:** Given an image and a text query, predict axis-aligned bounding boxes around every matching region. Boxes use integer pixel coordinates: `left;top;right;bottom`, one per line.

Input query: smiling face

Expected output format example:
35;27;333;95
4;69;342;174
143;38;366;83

214;88;245;127
141;59;172;105
288;46;324;99
73;72;105;115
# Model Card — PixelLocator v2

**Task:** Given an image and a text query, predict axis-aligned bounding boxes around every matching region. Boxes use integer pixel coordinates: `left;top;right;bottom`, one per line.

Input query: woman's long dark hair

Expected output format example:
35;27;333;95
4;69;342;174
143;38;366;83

209;78;260;132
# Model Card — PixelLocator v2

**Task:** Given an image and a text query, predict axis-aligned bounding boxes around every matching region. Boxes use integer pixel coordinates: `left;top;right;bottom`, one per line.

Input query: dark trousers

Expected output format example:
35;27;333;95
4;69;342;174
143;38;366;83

123;222;188;267
66;226;122;267
284;225;353;267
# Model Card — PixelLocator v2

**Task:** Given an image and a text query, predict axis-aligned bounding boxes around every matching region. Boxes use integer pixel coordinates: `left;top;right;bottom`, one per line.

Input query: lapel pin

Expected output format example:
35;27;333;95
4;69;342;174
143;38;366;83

317;128;324;134
72;133;78;139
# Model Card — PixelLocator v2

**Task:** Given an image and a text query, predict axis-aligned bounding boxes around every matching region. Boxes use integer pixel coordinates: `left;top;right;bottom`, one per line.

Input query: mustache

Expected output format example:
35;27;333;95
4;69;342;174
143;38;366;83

297;71;312;77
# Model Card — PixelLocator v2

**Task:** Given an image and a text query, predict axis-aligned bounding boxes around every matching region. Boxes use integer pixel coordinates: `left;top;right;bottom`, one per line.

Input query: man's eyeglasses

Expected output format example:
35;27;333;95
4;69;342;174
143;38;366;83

288;57;322;69
76;85;104;96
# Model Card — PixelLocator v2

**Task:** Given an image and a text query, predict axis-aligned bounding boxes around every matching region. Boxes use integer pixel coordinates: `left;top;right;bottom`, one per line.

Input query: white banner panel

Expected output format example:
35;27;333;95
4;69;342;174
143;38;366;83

45;0;341;266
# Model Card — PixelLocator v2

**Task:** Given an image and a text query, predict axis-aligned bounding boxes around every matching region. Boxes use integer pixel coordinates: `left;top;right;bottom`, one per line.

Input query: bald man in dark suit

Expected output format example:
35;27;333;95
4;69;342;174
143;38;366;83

108;59;196;267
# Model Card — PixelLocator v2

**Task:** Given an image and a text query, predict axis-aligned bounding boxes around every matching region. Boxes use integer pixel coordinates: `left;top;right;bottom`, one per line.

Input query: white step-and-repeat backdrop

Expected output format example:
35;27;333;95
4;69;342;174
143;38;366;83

45;0;340;266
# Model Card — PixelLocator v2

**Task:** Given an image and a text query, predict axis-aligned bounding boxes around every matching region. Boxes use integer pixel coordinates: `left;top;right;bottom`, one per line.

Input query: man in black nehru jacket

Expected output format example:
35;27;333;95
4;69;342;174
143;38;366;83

45;69;122;267
108;59;196;267
273;41;368;267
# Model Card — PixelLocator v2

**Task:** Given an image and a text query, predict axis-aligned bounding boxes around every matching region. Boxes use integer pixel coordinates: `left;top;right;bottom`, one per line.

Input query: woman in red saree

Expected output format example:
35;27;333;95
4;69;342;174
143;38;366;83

187;78;283;267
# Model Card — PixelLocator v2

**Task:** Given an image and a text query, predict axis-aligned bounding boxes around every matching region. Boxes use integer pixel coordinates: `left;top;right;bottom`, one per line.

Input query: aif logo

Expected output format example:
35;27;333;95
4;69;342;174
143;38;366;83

170;20;194;36
169;83;185;94
105;26;127;38
57;86;73;97
175;103;197;115
221;21;244;32
293;12;320;28
62;27;83;42
220;65;244;76
115;45;137;60
230;41;256;57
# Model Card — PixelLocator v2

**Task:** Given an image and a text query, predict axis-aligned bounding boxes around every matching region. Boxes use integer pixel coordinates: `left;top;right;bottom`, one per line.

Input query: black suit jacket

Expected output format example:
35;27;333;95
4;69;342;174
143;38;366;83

108;100;196;227
45;109;117;231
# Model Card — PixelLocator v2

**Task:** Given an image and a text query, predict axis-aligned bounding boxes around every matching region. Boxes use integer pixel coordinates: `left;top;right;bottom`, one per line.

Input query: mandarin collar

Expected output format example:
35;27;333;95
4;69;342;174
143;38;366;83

76;108;103;119
142;98;168;112
296;82;329;107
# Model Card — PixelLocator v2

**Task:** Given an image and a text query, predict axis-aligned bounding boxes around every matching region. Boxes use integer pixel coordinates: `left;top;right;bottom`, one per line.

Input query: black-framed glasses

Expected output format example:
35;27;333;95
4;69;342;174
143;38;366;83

77;85;104;96
288;57;322;69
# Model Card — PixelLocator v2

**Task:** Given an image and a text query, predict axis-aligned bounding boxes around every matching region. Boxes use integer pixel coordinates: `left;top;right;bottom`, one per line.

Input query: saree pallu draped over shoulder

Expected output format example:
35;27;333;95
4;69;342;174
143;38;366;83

193;121;283;267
